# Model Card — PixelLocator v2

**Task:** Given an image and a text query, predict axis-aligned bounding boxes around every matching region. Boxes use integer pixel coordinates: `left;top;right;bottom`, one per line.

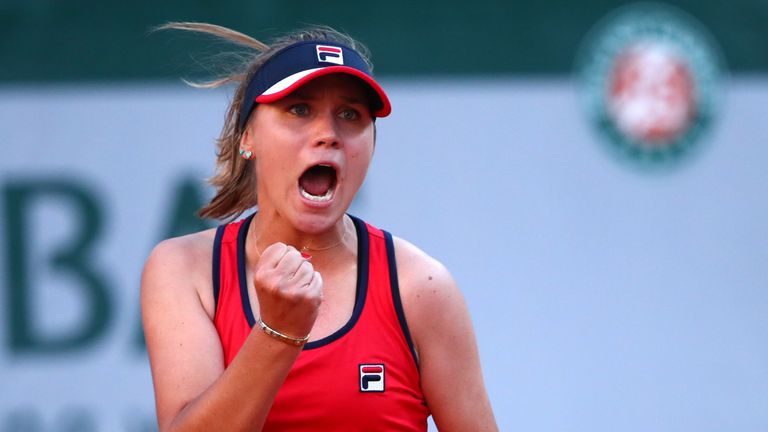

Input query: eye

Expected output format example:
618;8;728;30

338;108;360;120
289;103;310;116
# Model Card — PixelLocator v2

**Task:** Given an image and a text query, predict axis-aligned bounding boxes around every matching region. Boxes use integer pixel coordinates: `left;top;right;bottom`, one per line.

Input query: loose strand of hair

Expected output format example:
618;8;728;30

182;75;243;89
155;22;270;52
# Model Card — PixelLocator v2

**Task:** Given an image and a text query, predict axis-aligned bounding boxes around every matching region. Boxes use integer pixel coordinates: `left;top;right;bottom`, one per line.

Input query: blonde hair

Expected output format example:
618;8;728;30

157;22;375;221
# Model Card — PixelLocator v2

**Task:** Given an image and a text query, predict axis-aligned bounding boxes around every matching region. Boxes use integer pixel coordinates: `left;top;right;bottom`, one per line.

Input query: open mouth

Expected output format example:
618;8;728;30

298;164;338;202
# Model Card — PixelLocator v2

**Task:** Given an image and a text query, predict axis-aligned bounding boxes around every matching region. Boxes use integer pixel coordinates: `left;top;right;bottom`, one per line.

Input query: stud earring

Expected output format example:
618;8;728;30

239;149;253;160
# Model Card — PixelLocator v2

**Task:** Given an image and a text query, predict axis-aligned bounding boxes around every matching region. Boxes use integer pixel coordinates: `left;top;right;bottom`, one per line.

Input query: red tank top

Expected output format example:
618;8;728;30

212;214;430;431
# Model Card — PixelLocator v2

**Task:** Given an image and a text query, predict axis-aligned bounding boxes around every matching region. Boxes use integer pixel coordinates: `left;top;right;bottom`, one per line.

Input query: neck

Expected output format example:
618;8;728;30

248;210;355;266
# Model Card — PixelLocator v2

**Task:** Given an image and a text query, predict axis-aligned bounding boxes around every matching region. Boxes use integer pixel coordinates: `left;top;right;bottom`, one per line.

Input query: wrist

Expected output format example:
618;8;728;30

257;318;310;347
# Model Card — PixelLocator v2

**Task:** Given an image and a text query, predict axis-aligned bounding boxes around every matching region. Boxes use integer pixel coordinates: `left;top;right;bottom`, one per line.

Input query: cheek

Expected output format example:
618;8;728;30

254;131;300;174
346;142;374;181
349;127;375;161
254;148;293;196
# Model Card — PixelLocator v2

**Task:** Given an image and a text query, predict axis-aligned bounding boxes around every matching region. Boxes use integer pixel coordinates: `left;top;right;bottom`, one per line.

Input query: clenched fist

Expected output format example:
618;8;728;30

253;243;323;340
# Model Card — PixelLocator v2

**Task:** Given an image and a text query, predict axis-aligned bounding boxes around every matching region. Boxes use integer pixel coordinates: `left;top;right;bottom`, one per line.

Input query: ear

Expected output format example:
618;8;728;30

239;125;254;153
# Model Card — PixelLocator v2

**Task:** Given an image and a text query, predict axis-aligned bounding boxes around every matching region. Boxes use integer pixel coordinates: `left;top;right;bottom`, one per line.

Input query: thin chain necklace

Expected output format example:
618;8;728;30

252;218;351;258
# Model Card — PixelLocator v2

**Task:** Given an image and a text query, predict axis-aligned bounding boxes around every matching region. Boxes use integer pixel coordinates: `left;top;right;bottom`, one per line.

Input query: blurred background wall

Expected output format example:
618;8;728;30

1;1;767;431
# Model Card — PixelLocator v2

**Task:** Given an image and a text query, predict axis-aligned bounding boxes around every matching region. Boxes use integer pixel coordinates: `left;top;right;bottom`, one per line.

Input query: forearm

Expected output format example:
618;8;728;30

162;330;301;432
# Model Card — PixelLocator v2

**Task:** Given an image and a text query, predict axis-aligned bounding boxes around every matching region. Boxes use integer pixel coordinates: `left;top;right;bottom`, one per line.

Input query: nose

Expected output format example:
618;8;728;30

312;112;340;149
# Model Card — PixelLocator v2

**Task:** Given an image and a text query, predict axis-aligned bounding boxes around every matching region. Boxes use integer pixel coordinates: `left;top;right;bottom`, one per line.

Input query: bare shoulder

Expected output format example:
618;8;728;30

392;236;457;299
144;228;217;270
142;228;219;318
391;236;465;353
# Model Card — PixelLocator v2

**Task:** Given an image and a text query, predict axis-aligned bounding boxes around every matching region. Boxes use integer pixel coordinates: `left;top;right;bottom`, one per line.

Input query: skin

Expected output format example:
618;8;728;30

141;74;498;431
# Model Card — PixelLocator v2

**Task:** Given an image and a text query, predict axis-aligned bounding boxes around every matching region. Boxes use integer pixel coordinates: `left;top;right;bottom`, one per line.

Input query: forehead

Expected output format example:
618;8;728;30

282;74;372;104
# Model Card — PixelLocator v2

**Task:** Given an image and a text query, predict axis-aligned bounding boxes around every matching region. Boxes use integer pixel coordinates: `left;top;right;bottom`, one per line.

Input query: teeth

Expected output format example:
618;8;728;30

300;185;335;202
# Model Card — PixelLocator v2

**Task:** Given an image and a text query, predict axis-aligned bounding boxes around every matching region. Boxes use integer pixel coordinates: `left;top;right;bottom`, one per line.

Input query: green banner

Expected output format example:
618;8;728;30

1;0;766;82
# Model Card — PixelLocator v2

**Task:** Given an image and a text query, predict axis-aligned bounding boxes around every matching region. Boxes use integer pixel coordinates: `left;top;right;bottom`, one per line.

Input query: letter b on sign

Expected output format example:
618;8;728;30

3;178;112;354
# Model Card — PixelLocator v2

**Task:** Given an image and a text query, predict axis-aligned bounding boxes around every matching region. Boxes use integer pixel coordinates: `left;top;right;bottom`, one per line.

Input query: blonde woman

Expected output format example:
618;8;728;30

141;22;497;431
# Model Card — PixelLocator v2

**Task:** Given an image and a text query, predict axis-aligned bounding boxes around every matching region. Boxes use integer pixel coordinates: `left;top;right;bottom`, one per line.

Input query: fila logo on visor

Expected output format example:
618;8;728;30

359;364;385;392
316;45;344;65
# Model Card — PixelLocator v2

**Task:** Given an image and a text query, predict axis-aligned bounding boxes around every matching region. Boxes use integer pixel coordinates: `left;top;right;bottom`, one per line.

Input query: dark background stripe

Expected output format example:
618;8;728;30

1;0;765;82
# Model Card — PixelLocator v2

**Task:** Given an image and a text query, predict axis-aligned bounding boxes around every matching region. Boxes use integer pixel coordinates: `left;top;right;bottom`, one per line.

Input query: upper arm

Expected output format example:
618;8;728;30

394;238;498;431
141;234;224;431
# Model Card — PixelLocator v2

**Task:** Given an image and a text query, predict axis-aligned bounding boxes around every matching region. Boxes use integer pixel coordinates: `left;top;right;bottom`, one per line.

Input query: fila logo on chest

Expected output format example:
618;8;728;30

359;364;385;392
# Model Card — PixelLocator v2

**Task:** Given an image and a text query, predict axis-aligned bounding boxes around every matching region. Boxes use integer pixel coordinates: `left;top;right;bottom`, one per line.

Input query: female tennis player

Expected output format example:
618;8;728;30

141;22;497;431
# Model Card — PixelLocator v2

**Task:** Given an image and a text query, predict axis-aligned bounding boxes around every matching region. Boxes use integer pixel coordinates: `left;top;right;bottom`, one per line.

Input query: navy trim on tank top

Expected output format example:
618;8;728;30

384;231;420;369
304;215;369;349
236;214;258;327
212;224;226;316
235;214;370;350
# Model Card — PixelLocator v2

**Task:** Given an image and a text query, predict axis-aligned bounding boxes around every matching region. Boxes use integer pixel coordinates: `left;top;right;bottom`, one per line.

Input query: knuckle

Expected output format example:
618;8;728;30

264;242;286;255
254;267;269;281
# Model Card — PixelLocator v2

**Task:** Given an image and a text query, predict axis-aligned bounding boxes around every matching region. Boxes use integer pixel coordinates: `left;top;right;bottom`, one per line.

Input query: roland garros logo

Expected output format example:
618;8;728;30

576;3;724;168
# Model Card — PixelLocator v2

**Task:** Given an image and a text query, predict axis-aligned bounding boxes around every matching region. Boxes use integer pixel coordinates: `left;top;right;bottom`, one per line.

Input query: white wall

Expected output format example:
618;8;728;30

1;78;766;431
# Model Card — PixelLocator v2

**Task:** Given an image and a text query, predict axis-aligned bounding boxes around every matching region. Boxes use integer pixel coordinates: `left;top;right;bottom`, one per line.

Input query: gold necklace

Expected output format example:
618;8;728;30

300;226;350;253
252;218;351;258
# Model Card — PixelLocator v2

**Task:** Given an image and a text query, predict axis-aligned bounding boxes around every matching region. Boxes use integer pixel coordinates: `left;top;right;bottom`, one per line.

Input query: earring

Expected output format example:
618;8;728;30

239;149;253;160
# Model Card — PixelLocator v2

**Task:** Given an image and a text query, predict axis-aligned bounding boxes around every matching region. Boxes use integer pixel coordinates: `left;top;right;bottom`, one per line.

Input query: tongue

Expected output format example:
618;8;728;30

300;167;334;197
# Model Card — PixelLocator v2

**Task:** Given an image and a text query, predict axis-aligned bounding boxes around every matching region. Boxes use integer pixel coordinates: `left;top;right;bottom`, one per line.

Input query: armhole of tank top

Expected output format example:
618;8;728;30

237;214;257;327
212;224;226;318
383;231;420;370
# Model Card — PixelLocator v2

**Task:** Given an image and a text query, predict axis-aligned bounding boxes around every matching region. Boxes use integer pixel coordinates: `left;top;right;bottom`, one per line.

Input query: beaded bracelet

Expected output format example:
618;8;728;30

258;318;310;346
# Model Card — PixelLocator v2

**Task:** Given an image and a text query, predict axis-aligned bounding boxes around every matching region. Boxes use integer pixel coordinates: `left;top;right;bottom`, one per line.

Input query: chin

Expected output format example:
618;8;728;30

291;207;348;234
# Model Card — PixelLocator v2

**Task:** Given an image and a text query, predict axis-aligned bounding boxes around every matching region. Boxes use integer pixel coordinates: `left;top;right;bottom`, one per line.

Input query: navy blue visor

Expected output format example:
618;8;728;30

238;40;391;129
